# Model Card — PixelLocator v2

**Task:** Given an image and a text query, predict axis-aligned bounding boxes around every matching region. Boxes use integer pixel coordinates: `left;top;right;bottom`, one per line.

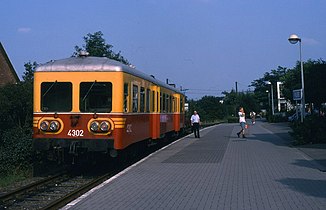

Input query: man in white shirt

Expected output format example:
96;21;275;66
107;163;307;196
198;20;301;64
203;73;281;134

191;111;200;138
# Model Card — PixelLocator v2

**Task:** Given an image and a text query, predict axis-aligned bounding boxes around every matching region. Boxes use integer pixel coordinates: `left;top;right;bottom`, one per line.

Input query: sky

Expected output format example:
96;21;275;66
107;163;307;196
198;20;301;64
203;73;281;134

1;0;325;99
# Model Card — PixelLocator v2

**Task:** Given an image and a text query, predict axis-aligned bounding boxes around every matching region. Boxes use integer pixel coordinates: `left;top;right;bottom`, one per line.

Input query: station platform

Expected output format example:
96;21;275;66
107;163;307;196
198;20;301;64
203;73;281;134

63;121;326;210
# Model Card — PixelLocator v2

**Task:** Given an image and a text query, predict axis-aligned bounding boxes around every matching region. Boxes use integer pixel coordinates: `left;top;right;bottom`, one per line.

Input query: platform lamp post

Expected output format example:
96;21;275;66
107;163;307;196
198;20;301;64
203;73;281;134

265;81;274;116
288;34;305;123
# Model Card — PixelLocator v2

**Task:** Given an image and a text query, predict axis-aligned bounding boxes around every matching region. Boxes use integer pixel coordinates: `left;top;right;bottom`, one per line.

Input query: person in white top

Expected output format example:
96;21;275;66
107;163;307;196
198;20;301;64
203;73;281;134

237;107;247;138
191;110;200;138
250;111;256;124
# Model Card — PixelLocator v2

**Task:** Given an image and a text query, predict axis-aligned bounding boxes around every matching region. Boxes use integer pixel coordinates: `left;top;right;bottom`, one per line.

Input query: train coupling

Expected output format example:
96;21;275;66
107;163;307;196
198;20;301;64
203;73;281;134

69;141;80;156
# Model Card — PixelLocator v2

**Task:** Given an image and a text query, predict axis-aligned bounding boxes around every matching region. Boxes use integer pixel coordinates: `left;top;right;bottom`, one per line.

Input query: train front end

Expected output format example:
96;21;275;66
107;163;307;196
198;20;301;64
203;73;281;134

32;57;124;161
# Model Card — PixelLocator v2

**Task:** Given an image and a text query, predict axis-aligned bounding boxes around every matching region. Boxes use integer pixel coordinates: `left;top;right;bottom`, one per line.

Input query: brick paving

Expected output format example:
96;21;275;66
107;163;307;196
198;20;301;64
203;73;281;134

63;121;326;210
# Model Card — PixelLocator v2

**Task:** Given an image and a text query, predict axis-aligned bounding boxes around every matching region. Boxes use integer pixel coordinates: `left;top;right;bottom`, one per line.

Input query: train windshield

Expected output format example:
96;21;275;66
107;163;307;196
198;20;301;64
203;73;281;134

41;82;72;112
80;82;112;113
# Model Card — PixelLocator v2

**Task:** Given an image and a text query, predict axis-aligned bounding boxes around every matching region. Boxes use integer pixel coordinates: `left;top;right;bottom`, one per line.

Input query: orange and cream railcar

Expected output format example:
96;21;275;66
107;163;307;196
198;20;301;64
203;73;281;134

33;55;185;160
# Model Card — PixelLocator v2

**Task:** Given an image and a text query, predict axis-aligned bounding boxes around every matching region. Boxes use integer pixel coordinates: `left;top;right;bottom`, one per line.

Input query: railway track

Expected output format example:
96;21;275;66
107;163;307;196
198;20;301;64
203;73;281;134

0;132;192;209
0;167;122;210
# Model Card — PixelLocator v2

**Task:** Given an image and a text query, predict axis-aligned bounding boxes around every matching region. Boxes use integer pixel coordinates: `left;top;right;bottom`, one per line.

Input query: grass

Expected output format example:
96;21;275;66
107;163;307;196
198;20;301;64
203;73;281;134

0;169;32;189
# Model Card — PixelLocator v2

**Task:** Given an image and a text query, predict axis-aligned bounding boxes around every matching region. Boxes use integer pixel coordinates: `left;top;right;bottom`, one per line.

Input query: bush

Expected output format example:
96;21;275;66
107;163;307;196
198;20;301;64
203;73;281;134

0;127;33;176
0;81;33;176
227;117;238;123
267;113;287;123
290;115;326;145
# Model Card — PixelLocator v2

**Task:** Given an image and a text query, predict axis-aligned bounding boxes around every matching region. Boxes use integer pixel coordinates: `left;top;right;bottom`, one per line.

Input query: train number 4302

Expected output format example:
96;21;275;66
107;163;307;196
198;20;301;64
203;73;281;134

67;129;84;137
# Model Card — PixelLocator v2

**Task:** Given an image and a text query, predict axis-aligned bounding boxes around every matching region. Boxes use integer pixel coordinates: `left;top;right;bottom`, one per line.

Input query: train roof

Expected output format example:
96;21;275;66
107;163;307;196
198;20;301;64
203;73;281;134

36;56;184;95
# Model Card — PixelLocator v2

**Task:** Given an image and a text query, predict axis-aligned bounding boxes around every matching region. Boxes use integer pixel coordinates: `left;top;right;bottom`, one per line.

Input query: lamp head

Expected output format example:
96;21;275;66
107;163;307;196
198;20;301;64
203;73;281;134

288;34;301;44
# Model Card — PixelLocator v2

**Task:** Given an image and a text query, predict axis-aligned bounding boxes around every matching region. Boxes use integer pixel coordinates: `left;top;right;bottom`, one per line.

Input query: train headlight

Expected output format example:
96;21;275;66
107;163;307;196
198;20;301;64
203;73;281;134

100;121;110;132
90;121;99;132
49;121;60;132
40;121;49;131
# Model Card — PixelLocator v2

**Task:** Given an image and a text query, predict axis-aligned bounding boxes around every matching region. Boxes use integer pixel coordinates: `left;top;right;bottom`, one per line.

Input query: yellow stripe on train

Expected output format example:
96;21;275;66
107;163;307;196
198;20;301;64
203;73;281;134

111;118;126;129
33;117;42;127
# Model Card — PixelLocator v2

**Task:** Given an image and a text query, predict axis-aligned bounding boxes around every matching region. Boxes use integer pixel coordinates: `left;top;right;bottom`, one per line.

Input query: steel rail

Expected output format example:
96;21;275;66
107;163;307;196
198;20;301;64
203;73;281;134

0;172;66;202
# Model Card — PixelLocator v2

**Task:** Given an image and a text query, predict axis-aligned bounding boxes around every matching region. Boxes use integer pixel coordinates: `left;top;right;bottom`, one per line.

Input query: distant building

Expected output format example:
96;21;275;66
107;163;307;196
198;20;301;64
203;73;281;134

0;42;19;86
276;81;292;112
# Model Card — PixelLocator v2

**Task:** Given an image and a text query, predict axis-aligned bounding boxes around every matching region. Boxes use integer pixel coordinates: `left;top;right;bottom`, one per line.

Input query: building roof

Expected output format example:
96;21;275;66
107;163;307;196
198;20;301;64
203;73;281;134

0;42;20;86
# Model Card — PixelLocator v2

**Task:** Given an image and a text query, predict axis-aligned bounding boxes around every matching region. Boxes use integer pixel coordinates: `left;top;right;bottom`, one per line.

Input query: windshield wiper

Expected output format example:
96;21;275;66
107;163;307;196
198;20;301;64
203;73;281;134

42;80;57;98
82;80;97;102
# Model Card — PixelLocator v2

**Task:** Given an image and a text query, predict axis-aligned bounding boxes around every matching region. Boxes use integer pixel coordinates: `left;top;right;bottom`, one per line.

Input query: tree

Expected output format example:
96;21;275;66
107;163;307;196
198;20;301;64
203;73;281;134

22;61;37;82
0;62;34;176
74;31;130;65
282;59;326;109
250;66;289;114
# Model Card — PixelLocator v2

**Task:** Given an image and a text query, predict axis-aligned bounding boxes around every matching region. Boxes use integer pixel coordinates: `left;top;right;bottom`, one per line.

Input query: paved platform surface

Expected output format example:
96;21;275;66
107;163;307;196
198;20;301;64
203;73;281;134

63;121;326;210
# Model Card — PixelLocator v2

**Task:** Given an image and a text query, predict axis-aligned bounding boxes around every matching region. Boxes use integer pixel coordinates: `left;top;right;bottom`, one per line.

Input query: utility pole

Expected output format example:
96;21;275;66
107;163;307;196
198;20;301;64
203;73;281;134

235;81;238;94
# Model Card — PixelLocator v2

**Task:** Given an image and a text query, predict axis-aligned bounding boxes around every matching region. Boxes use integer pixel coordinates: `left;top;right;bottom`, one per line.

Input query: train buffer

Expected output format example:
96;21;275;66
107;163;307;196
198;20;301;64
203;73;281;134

63;121;326;210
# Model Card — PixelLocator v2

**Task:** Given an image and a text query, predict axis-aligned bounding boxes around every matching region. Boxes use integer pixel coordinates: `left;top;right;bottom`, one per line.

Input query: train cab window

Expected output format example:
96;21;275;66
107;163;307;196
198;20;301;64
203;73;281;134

41;82;72;112
80;82;112;113
132;85;139;112
140;87;145;112
124;83;129;112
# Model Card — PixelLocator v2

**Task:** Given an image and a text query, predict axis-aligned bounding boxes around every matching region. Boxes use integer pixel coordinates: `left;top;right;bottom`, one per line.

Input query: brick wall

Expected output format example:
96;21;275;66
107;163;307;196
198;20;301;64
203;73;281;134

0;42;19;86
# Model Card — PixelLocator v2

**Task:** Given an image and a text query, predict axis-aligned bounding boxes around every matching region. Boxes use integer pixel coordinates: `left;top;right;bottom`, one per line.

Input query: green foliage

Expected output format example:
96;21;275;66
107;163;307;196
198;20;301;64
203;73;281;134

0;63;34;176
251;66;289;112
23;61;37;82
187;96;225;123
0;127;32;176
251;59;326;113
74;31;130;65
290;115;326;145
186;91;260;124
0;82;33;130
223;90;260;118
267;113;287;123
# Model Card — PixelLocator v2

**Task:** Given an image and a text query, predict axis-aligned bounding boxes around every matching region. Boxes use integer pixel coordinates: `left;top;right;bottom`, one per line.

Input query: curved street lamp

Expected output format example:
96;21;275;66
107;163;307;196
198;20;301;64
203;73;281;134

288;34;305;123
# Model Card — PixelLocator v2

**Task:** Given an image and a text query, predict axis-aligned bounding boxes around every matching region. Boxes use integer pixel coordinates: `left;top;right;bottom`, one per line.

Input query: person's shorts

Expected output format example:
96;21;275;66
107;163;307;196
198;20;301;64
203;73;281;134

240;122;246;129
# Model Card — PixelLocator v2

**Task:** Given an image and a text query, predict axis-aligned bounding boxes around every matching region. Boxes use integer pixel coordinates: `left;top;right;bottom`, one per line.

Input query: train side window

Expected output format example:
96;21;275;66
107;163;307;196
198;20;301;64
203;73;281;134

140;87;145;112
124;83;129;112
160;92;163;113
132;85;139;112
162;93;166;113
41;82;72;112
151;91;155;112
180;97;184;112
169;95;173;112
165;94;169;113
80;82;112;113
146;89;150;113
172;97;176;112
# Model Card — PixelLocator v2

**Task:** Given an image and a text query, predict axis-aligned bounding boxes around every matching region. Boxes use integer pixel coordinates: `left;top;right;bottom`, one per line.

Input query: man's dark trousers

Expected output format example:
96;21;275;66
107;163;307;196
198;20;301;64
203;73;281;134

193;122;200;138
